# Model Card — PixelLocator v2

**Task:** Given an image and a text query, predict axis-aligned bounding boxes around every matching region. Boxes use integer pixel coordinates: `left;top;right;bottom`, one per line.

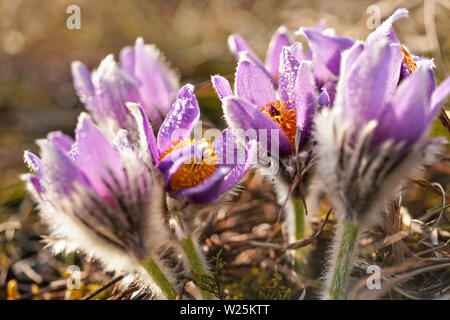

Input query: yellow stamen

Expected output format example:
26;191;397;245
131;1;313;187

260;100;297;149
159;138;219;192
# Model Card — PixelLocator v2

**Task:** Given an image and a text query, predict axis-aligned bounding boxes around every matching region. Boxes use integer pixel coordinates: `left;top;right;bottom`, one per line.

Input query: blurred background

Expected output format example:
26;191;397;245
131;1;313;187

0;0;449;299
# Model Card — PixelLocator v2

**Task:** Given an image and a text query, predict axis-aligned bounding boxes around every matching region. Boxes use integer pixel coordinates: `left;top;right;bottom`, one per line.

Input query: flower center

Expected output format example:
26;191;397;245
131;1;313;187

159;138;219;192
260;100;297;149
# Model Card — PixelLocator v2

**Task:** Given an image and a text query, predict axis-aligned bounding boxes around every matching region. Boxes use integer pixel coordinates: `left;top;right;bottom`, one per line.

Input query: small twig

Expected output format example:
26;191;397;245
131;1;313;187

416;240;450;257
250;208;333;250
81;275;124;300
350;261;450;300
17;279;67;300
438;110;450;135
107;285;139;300
286;207;333;250
430;182;447;231
411;178;450;203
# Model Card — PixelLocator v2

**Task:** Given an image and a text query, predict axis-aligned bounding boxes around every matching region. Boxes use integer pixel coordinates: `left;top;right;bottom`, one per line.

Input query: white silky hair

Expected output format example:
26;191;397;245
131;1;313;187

313;39;446;299
314;105;444;299
314;105;444;226
319;218;363;300
27;129;180;299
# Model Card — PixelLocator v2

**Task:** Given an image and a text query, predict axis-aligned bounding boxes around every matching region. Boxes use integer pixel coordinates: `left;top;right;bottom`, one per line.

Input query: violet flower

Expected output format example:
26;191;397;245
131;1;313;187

127;84;257;204
23;84;252;299
228;26;291;85
214;51;318;158
214;40;320;263
298;8;435;107
23;113;179;299
314;38;450;299
71;37;179;137
295;25;354;104
125;85;257;299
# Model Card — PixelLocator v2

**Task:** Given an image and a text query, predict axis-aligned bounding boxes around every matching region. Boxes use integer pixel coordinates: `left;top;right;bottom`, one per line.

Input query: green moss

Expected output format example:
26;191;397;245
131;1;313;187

191;249;226;299
227;266;292;300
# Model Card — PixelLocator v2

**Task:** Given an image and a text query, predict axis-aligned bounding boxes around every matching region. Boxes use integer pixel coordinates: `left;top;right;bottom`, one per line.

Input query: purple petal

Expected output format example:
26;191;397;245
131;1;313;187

300;28;354;83
287;42;304;63
160;141;222;197
71;61;95;109
340;42;365;75
228;34;276;85
304;20;327;60
222;96;292;156
371;104;398;147
29;175;43;196
119;46;135;77
24;151;42;174
235;57;277;107
24;152;44;196
322;80;337;105
74;113;124;197
278;46;301;106
211;75;233;100
416;56;436;70
293;61;318;146
343;40;401;123
171;167;230;204
218;139;257;194
384;43;404;102
157;84;200;152
47;131;74;154
134;38;179;123
318;89;330;106
430;77;450;117
265;26;291;78
127;103;160;165
228;34;263;66
399;62;411;82
333;41;364;108
158;141;208;177
366;8;408;46
316;19;327;33
386;65;434;145
212;128;242;168
92;55;139;128
37;139;90;195
399;55;435;83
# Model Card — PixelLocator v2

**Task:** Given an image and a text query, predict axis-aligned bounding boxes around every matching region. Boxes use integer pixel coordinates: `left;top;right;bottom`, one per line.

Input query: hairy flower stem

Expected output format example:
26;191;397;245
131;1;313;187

292;196;307;273
325;221;360;300
166;199;214;299
141;258;178;300
180;236;214;300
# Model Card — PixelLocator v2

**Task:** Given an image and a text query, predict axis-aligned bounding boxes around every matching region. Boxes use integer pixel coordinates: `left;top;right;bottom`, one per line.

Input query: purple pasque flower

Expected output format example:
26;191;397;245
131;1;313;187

22;113;178;298
296;25;354;100
314;38;450;225
127;84;257;204
298;8;435;106
213;47;318;157
363;8;436;82
71;37;179;137
228;26;291;85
